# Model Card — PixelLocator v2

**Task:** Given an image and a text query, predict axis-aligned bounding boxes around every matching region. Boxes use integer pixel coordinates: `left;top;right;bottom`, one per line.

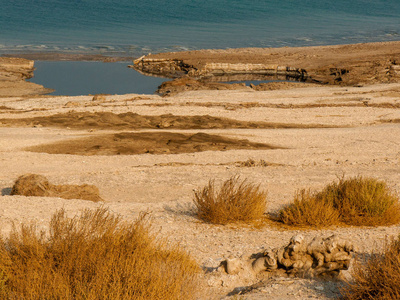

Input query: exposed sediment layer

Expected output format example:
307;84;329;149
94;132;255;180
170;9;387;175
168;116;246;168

131;41;400;86
133;58;308;81
0;57;53;97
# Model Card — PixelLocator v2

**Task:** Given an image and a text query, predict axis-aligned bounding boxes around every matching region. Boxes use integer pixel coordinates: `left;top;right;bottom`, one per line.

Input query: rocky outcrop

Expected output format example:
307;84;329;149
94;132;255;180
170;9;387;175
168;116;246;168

156;76;312;96
132;57;308;82
221;234;354;279
156;76;250;96
0;57;53;97
0;57;35;80
131;42;400;88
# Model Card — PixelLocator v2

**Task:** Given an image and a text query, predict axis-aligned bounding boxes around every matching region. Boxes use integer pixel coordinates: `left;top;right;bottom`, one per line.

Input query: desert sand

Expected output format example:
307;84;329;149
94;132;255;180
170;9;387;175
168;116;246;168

1;42;400;299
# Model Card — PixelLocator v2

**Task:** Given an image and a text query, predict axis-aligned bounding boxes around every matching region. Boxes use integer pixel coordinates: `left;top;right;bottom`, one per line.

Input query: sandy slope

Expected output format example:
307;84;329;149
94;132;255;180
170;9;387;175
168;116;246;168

1;81;400;299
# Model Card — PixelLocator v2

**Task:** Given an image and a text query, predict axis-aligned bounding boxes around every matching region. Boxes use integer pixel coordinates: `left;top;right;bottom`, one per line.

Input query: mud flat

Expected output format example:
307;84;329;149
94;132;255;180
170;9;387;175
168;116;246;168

1;43;400;299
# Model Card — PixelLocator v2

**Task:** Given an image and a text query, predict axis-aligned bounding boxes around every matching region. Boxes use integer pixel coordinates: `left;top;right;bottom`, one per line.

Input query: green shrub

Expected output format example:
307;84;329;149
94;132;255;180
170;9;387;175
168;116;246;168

194;176;267;225
341;236;400;299
0;207;200;300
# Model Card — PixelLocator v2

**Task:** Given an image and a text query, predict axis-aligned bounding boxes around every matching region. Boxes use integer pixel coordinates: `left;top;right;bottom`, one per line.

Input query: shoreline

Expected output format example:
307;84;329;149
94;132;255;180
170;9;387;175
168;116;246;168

0;52;135;62
2;40;400;62
2;41;399;97
133;41;400;88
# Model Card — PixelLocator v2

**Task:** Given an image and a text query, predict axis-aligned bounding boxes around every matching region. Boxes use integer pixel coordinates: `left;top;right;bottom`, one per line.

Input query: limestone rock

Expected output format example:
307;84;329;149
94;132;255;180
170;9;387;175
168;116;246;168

222;234;354;279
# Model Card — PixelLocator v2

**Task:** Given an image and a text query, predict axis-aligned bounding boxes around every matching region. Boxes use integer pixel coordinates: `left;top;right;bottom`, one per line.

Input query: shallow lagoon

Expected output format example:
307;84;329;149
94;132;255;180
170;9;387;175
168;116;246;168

29;61;168;96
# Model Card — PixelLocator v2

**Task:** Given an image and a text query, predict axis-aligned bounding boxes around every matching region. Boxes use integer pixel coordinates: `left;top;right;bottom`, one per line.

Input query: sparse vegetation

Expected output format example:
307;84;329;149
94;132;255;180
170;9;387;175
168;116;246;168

278;189;340;227
278;176;400;227
0;207;200;300
341;235;400;300
318;176;400;226
193;176;267;225
11;173;104;202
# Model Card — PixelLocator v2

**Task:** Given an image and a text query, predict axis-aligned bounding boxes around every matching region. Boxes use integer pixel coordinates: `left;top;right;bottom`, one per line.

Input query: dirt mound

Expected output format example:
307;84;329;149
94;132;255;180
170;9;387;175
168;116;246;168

157;76;250;96
11;174;103;202
0;111;334;130
25;132;279;155
156;77;314;96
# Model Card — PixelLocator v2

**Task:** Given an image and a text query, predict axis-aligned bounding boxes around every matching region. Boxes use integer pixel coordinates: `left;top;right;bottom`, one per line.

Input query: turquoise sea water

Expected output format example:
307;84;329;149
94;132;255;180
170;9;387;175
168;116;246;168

2;0;399;95
1;0;399;56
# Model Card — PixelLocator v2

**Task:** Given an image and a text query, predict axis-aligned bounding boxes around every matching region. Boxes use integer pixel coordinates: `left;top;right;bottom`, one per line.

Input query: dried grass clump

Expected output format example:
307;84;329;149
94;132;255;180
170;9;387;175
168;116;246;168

278;176;400;227
278;189;340;227
341;236;400;299
0;207;200;300
317;176;400;226
194;176;267;225
11;174;103;202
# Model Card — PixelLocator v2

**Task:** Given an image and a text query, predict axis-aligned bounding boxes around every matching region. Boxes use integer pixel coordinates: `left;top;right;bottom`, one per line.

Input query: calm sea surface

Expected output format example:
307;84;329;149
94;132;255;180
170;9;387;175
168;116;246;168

1;0;399;56
1;0;399;95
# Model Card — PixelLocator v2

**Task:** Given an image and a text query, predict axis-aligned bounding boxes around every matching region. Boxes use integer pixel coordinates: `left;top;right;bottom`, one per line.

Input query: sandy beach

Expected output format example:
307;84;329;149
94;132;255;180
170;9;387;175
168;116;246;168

1;42;400;299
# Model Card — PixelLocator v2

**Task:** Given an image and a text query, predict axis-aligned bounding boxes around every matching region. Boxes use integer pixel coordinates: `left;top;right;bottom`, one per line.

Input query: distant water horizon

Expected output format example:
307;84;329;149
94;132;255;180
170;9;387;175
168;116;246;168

4;0;400;96
1;0;400;58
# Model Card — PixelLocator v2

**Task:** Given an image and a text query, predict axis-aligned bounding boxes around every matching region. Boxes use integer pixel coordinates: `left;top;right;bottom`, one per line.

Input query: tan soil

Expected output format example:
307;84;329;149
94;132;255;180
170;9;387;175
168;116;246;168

1;44;400;299
0;111;338;130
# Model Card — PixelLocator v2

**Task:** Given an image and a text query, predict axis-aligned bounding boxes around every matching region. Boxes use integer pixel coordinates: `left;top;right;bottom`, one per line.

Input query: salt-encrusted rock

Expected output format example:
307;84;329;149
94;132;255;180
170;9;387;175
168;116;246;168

223;234;354;278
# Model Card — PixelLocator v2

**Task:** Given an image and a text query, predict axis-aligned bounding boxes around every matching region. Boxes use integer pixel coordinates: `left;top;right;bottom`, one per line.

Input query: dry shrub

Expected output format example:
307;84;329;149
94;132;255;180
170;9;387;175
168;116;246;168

11;174;103;202
194;176;267;225
0;207;200;300
341;236;400;299
278;176;400;228
278;189;340;227
316;176;400;226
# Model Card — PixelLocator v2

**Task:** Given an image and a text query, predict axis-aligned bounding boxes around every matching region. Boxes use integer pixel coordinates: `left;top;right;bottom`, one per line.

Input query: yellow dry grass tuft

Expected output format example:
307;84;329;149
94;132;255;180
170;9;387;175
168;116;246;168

0;207;200;300
193;176;267;225
278;176;400;228
341;236;400;299
278;189;340;227
317;176;400;226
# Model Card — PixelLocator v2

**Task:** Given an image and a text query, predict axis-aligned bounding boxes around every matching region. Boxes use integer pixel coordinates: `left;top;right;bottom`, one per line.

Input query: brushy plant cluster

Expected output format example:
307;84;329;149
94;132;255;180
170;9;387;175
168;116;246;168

279;176;400;227
0;207;200;300
278;189;341;227
193;176;267;225
341;235;400;299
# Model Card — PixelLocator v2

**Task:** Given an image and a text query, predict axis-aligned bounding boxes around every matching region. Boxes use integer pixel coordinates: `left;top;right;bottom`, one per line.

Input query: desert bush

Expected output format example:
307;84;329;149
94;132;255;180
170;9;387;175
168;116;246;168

316;176;400;226
278;189;340;227
11;173;103;202
341;236;400;299
0;207;200;300
193;176;267;224
278;176;400;228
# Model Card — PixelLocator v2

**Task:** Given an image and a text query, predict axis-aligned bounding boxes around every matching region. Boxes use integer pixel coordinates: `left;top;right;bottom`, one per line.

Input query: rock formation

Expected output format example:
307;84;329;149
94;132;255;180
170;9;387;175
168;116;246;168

0;57;53;96
130;41;400;87
222;234;354;279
